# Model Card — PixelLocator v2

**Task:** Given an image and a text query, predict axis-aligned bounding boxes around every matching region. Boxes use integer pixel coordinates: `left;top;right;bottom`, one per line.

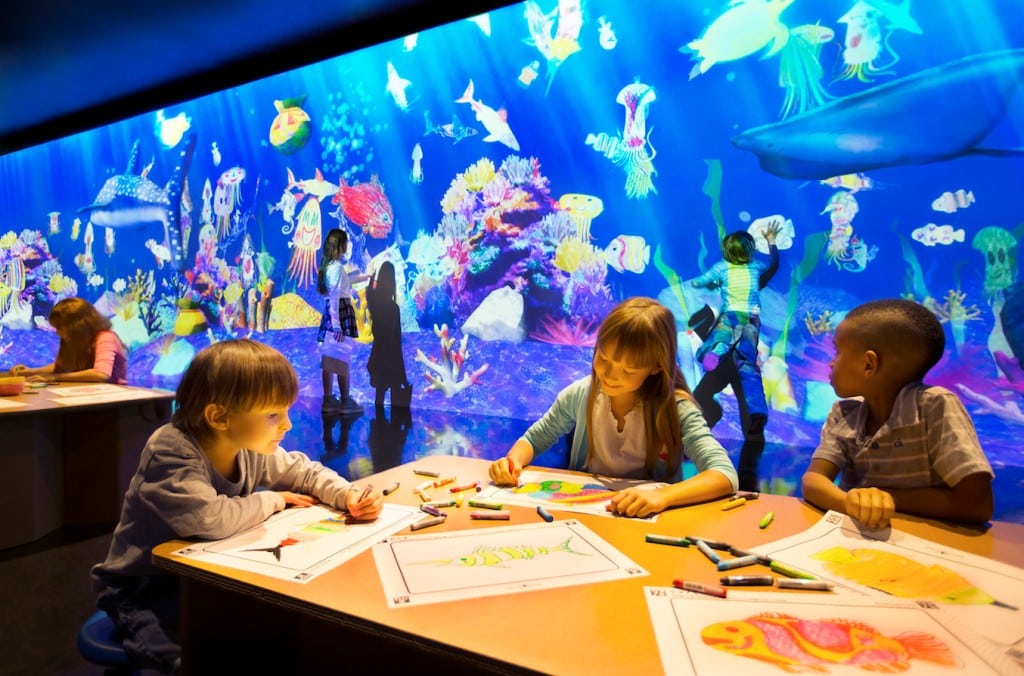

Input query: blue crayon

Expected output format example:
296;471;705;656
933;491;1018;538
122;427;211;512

716;554;760;571
695;539;721;564
536;505;554;522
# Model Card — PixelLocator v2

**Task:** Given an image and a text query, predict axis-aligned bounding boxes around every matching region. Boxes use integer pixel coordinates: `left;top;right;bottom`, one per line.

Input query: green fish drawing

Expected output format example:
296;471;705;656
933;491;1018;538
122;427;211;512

414;537;589;568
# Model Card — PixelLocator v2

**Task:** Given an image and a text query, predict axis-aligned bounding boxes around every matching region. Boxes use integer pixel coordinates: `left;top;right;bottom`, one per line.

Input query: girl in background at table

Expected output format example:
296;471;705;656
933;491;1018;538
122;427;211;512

489;297;737;517
9;296;127;384
91;339;382;674
317;227;365;414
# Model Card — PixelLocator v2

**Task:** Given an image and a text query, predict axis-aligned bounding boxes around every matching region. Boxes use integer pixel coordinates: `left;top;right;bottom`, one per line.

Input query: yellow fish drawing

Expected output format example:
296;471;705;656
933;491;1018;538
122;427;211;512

414;537;588;568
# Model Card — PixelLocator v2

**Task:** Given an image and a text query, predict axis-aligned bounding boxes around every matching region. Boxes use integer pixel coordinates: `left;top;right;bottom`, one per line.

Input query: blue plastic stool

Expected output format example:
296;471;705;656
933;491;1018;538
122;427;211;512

77;610;139;675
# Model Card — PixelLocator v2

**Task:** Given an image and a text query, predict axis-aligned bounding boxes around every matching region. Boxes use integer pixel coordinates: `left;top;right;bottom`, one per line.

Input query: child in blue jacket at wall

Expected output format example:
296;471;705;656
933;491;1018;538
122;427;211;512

91;339;382;674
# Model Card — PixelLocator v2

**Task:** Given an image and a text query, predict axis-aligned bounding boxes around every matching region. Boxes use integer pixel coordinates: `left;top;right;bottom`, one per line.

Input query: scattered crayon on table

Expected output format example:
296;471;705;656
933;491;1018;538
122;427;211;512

769;560;817;579
420;504;443;517
433;476;456;488
450;481;480;493
645;534;691;548
716;554;760;571
382;482;400;496
415;488;431;502
468;498;502;510
695;539;721;564
413;469;440;478
423;499;456;509
410;515;446;531
672;579;727;598
685;537;730;551
721;498;746;510
720;575;775;586
415;480;434;492
470;510;510;520
759;512;775;529
536;505;554;522
777;578;833;591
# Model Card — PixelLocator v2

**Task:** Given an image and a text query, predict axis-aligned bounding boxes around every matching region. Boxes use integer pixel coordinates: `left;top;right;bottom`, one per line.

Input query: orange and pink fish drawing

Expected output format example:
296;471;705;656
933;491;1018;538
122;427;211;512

515;479;616;504
702;612;961;672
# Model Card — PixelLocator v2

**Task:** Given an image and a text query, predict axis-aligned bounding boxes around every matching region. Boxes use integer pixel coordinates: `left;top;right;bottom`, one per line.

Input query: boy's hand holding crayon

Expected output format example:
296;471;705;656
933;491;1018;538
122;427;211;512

346;484;382;521
489;456;523;486
608;487;667;518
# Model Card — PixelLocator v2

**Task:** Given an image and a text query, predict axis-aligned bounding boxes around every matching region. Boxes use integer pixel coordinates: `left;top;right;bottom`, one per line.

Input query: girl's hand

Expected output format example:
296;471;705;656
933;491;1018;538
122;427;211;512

277;492;319;508
26;374;50;384
346;486;382;521
607;488;667;518
489;456;522;486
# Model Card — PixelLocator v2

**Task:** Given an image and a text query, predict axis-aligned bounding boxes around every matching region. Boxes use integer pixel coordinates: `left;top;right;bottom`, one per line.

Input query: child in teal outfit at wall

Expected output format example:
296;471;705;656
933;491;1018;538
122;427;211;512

91;339;382;674
489;297;737;518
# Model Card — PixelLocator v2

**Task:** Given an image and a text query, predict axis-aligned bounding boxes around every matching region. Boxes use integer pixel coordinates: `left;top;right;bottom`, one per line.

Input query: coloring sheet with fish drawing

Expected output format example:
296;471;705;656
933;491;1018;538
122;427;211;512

173;503;421;583
372;519;646;607
476;469;666;520
645;587;1016;675
749;511;1024;650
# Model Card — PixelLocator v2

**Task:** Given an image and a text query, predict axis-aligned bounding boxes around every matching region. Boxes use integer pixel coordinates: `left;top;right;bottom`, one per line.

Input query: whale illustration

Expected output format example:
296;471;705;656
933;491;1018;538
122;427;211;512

78;133;196;271
732;49;1024;179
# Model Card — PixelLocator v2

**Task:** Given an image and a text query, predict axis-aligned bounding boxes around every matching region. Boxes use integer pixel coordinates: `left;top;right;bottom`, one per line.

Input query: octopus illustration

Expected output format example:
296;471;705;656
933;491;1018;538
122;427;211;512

285;197;323;289
584;82;658;199
213;166;246;240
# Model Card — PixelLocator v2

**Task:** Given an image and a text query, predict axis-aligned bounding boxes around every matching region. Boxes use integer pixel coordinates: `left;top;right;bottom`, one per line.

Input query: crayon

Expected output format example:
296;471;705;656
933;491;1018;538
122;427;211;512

720;575;775;586
731;491;759;501
721;497;746;510
450;481;481;493
470;510;511;520
695;539;721;564
358;484;373;502
777;578;833;591
770;560;817;580
716;554;760;571
382;482;400;496
415;480;434;492
432;476;456;488
468;499;502;510
415;488;431;502
536;505;554;522
455;495;464;508
759;511;775;529
728;546;773;566
420;504;444;517
422;499;456;509
645;534;691;548
413;469;441;478
685;537;730;551
409;515;446;531
672;579;727;598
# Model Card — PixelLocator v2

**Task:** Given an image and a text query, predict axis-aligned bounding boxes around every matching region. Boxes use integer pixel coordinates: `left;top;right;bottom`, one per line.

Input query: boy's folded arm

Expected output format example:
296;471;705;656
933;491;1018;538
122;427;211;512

801;459;847;513
887;472;994;524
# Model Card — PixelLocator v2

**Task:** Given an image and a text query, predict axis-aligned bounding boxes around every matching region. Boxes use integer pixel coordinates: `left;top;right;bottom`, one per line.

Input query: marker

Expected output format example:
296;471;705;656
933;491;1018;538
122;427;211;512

468;499;502;510
645;534;691;548
358;484;373;502
770;561;817;580
777;579;833;591
451;481;481;493
420;504;444;517
413;469;441;478
720;575;775;586
695;539;721;564
423;499;456;509
432;476;456;488
759;511;775;529
685;537;731;551
721;498;746;510
672;579;728;598
470;510;511;520
536;505;554;522
410;515;446;531
716;554;760;571
415;480;434;492
382;482;400;496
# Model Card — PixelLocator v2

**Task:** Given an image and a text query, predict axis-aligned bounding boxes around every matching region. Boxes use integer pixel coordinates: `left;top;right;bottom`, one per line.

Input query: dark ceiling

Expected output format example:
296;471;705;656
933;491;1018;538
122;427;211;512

0;0;513;154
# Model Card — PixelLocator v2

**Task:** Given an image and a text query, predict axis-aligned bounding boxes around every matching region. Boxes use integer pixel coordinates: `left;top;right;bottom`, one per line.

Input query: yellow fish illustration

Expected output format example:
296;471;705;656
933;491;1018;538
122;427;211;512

414;537;588;568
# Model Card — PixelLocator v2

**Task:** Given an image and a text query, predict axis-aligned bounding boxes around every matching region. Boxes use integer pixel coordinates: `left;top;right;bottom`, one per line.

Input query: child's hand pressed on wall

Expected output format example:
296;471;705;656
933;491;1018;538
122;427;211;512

845;487;895;529
488;456;522;486
607;488;667;518
762;218;782;245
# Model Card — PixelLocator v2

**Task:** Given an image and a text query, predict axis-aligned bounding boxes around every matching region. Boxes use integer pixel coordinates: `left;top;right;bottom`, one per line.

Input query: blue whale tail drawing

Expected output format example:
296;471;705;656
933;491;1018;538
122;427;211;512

78;133;197;271
732;49;1024;180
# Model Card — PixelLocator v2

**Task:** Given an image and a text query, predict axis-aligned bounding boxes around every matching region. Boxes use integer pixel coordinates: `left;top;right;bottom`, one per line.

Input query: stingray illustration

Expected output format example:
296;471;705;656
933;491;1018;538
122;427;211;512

78;133;197;271
732;48;1024;179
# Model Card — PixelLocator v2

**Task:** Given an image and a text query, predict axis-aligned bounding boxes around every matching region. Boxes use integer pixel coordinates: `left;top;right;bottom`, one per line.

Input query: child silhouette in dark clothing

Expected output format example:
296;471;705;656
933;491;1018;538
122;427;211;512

366;261;411;407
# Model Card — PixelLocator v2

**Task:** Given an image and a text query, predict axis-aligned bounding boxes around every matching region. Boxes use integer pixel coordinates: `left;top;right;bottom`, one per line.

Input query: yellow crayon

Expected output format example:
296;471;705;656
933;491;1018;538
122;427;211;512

721;497;746;511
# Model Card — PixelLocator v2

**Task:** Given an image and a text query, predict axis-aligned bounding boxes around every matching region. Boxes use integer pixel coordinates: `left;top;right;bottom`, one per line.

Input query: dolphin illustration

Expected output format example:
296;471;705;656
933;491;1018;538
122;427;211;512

78;133;197;271
732;49;1024;180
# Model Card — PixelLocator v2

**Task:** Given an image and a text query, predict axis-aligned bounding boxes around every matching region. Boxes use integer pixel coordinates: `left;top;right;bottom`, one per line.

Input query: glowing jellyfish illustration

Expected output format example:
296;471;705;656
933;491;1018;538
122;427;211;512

972;226;1018;299
777;23;835;117
584;83;658;199
837;0;921;82
286;198;323;289
213;166;246;240
558;194;604;241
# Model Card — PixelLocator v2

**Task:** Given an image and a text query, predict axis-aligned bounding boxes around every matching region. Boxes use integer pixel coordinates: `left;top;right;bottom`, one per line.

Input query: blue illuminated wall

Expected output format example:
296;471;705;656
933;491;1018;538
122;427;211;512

0;0;1022;467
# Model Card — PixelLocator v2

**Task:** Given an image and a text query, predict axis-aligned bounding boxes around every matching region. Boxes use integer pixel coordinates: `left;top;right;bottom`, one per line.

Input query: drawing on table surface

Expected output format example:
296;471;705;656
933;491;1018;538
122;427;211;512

173;503;420;583
477;469;666;519
811;546;1018;609
373;519;646;606
410;536;590;567
701;612;961;672
646;588;1010;675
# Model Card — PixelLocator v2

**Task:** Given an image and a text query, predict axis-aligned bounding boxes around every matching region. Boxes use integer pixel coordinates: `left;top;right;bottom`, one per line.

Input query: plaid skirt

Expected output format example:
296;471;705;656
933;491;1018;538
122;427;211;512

317;298;359;341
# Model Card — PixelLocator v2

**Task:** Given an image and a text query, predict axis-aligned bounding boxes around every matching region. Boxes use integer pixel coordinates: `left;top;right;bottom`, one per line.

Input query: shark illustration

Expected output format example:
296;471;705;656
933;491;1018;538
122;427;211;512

78;133;197;271
732;49;1024;180
455;79;520;151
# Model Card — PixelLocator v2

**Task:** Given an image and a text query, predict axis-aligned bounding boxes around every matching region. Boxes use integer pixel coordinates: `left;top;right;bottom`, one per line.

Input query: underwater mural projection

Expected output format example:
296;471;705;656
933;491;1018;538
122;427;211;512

0;0;1023;504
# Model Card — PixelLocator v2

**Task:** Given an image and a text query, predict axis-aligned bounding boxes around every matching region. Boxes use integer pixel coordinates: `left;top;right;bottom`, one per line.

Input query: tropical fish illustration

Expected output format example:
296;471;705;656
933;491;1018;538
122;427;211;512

154;109;191;149
932;189;975;213
597;15;617;50
410;143;424;184
331;175;394;239
77;133;196;272
286;167;337;201
242;517;349;561
747;215;795;253
466;13;491;36
812;547;1018;608
604;235;650;274
732;49;1024;180
385;61;413;111
701;612;961;671
269;95;312;154
211;141;221;166
423;110;478;144
524;0;583;94
912;223;966;247
820;173;873;192
684;0;795;80
517;60;540;88
145;238;171;268
515;479;616;504
455;79;520;151
413;537;588;568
